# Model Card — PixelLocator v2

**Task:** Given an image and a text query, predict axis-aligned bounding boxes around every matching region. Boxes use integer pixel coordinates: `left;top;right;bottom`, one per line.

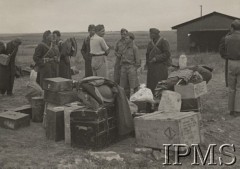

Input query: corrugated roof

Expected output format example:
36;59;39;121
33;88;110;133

172;11;240;29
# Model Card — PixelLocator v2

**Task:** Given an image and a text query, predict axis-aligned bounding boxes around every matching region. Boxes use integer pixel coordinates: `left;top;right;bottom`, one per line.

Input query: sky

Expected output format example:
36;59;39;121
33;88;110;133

0;0;239;33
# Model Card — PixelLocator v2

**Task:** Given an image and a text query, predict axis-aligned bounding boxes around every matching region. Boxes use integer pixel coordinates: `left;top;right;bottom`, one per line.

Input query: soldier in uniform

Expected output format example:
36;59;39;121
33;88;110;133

0;38;22;96
33;30;60;87
81;25;95;77
146;28;171;111
219;20;240;116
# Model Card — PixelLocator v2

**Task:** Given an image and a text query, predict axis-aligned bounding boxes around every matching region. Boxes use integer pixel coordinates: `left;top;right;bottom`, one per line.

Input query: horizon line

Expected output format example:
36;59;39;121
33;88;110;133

0;30;175;35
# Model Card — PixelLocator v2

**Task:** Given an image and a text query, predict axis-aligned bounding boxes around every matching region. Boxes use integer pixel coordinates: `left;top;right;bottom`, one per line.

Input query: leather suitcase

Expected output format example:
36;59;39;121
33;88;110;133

46;107;65;141
0;111;30;130
70;103;115;121
5;105;32;119
71;118;117;149
44;90;79;105
42;77;73;92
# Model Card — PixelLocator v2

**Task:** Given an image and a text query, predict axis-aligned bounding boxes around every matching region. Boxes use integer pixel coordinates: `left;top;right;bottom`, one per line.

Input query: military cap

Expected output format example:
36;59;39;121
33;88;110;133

88;24;95;31
95;24;105;32
128;32;135;40
121;28;128;34
231;19;240;30
14;38;22;45
149;28;160;35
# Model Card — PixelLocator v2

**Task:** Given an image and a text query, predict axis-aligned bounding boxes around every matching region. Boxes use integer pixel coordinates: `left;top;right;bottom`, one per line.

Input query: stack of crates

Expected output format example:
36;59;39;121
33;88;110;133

42;77;79;141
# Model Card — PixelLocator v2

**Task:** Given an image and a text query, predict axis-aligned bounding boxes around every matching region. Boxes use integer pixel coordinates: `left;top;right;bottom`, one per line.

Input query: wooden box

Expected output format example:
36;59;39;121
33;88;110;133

0;54;10;66
134;111;200;150
0;111;30;130
5;105;32;119
44;90;79;105
64;106;85;145
42;77;73;92
46;107;65;141
70;103;115;121
174;81;207;99
32;96;45;122
181;98;202;120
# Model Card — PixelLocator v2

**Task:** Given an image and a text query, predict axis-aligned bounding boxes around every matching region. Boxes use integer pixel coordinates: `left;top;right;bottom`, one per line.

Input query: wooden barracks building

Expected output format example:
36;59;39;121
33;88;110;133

172;11;240;53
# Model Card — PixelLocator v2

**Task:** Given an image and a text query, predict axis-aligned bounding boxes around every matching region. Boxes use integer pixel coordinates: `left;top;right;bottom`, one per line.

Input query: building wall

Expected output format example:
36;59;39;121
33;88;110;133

176;15;235;52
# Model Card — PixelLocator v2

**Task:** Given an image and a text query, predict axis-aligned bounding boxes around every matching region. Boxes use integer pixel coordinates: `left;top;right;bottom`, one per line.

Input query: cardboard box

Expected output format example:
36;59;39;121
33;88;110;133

134;111;200;150
0;111;30;130
174;81;207;99
42;77;73;92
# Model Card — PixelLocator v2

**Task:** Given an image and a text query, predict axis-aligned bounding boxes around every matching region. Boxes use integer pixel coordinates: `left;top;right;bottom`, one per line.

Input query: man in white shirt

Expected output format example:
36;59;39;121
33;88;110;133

90;24;110;78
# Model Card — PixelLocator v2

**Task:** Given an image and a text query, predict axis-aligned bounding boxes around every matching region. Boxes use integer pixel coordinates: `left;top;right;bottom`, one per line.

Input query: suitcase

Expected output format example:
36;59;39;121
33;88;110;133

5;105;32;119
0;111;30;130
44;90;79;105
32;96;45;122
46;107;65;141
70;103;115;121
42;77;73;92
71;118;117;149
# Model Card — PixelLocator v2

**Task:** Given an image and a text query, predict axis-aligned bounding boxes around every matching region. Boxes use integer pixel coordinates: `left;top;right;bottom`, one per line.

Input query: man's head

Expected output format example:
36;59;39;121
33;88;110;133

53;30;61;42
149;28;160;40
231;19;240;31
95;24;105;37
13;38;22;46
125;32;135;44
88;24;95;37
43;30;52;43
120;28;128;40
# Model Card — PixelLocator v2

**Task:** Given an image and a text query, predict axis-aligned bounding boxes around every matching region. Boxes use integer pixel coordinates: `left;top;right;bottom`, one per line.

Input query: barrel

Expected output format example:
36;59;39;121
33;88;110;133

31;96;45;122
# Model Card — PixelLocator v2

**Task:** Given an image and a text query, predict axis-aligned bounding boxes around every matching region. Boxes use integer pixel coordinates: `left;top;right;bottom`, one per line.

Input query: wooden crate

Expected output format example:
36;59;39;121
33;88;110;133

46;107;65;141
174;81;207;99
134;111;200;150
42;77;73;92
44;90;78;105
0;111;30;130
5;104;32;119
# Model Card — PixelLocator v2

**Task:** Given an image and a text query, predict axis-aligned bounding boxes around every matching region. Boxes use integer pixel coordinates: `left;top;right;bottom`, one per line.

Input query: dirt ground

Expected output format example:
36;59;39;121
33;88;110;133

1;55;240;169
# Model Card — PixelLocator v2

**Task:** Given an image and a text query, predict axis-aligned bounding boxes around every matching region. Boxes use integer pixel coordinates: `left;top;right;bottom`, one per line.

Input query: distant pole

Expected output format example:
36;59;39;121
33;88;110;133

200;5;202;17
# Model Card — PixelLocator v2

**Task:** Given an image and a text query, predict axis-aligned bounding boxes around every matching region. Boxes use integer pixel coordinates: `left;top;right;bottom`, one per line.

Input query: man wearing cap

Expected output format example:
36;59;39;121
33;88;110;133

146;28;171;111
33;30;60;87
90;24;110;78
219;20;240;116
119;32;141;97
0;38;22;96
81;25;95;77
114;28;128;84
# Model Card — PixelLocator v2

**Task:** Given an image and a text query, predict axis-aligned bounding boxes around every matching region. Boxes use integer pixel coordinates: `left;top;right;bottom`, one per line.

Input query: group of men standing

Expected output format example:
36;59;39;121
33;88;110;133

33;30;77;87
81;25;171;98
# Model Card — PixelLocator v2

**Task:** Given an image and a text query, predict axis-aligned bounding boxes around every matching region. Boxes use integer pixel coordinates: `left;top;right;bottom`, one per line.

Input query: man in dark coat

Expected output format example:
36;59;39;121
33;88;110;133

33;30;60;87
81;25;95;77
146;28;171;111
0;38;22;96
